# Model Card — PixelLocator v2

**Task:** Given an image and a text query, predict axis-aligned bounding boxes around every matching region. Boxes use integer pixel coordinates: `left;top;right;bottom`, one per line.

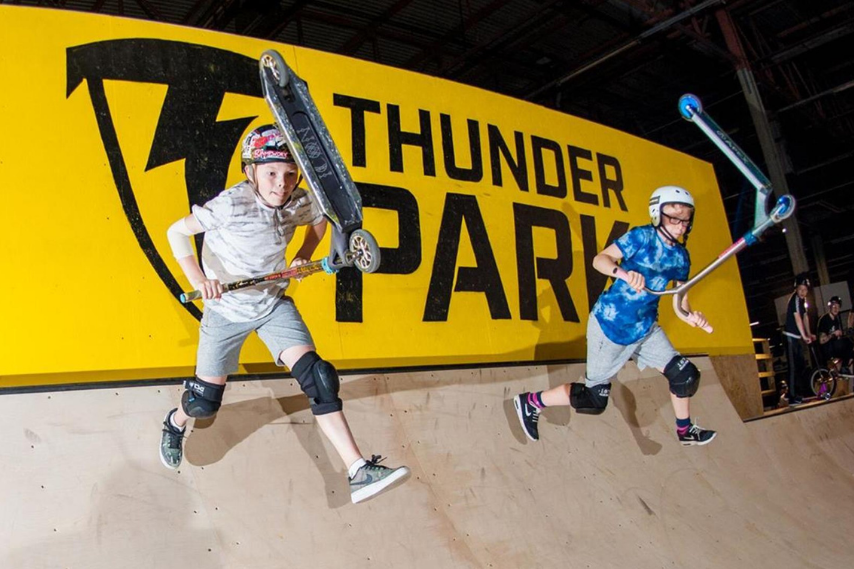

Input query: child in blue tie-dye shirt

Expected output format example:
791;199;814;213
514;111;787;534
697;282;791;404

515;186;716;446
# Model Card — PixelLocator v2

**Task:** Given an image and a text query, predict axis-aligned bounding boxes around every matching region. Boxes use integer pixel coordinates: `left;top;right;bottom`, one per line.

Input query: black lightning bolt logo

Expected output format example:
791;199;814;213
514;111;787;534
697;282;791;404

67;39;260;319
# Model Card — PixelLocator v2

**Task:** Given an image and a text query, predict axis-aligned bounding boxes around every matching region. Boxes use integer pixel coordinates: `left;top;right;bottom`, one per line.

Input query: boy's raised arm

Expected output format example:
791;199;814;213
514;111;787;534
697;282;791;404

593;243;645;292
675;285;709;330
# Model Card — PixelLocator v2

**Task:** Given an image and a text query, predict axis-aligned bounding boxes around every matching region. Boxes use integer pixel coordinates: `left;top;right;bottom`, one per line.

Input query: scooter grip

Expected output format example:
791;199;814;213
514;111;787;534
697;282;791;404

180;290;202;303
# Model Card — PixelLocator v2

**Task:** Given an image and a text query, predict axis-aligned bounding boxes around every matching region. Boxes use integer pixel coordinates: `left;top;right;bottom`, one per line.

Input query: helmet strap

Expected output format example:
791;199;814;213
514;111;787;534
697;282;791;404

655;223;686;247
246;163;272;207
245;163;257;186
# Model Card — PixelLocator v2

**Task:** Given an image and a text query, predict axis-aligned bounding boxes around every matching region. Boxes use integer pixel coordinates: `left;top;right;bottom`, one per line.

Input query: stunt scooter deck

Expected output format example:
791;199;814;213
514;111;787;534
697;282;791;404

258;49;379;274
176;50;382;305
259;50;362;235
644;94;797;333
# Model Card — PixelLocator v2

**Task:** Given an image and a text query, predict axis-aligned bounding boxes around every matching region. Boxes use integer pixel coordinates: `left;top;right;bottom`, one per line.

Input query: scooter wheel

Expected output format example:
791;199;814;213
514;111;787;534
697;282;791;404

349;229;381;274
810;367;837;400
678;93;702;120
772;194;796;222
260;50;290;89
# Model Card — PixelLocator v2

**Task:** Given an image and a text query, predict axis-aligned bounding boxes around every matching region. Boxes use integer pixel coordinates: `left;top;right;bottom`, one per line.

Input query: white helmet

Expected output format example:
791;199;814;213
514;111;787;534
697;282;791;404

649;185;695;227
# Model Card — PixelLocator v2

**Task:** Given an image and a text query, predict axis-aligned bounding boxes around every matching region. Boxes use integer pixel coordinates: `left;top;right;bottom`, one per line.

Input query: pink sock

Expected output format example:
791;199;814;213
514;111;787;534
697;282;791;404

528;392;545;409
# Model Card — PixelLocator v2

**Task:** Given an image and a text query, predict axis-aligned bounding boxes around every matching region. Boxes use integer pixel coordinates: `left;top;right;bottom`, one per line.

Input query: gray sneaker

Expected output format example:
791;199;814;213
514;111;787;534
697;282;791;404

160;409;185;470
349;455;410;504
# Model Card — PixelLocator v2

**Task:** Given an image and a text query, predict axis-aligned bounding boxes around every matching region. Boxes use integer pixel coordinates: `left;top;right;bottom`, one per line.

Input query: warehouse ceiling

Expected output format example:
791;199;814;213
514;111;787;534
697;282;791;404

16;0;854;336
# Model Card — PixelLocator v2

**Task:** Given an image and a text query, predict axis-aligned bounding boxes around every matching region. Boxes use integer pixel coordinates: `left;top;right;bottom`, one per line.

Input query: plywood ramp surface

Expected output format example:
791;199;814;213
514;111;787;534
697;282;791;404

2;358;852;569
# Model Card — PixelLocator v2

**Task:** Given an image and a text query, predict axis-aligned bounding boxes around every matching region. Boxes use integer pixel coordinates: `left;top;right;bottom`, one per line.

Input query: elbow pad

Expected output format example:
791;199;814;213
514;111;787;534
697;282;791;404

167;218;196;259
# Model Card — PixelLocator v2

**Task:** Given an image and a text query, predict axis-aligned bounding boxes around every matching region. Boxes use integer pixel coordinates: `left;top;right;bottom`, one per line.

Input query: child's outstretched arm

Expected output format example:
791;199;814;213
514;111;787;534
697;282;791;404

803;312;815;342
592;243;645;293
290;219;329;267
675;286;709;330
167;214;223;300
794;310;815;343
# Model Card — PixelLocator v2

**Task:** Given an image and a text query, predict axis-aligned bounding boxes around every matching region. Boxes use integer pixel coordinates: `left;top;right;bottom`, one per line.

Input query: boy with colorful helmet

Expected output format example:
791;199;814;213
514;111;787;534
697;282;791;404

515;185;717;446
160;124;409;504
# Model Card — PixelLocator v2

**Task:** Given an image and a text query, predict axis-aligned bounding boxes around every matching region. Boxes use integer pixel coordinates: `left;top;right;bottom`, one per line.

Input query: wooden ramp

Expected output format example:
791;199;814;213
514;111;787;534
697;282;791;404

2;358;852;569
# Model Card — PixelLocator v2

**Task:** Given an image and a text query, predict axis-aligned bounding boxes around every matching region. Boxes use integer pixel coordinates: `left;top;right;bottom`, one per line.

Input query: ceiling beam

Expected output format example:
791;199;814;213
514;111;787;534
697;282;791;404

403;0;515;70
133;0;164;21
525;0;724;100
437;0;568;79
338;0;417;55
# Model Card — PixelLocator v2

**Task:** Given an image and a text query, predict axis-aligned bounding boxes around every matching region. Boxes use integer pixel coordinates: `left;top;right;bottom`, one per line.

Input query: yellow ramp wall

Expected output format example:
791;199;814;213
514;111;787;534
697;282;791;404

0;6;754;388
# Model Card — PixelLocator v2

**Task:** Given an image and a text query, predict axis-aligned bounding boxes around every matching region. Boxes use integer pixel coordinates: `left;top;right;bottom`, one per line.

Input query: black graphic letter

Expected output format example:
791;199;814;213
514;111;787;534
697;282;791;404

424;194;510;321
514;203;577;322
335;184;422;322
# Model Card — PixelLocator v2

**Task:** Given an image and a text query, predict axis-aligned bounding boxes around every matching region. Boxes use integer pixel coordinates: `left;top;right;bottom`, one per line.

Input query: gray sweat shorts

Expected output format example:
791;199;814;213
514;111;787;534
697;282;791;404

196;297;314;377
585;314;679;387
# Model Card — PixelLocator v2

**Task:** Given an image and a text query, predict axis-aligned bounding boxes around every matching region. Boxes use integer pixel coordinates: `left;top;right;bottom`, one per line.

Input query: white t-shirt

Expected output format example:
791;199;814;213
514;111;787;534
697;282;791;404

192;181;323;322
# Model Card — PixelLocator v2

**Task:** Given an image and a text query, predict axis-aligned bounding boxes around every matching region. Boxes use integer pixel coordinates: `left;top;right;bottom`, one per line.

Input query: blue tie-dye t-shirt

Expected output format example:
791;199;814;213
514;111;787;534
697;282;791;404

592;225;690;345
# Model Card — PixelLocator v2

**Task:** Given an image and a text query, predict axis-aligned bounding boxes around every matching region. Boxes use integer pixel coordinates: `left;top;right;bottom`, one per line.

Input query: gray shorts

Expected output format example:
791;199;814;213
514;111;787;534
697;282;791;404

196;297;314;377
585;314;678;387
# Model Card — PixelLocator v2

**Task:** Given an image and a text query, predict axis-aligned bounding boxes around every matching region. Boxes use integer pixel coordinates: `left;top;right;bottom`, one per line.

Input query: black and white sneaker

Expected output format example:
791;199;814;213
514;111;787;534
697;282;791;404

514;393;541;442
678;423;717;446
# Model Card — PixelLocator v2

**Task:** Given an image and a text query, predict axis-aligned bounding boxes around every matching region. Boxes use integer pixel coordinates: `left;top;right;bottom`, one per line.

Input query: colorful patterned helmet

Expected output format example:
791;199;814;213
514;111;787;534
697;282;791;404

241;124;294;166
648;185;695;227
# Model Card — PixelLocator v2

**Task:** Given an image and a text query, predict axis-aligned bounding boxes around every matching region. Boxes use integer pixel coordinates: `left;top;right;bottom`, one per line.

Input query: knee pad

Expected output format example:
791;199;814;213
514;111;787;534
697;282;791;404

570;381;611;415
181;377;225;419
291;351;342;416
665;356;701;398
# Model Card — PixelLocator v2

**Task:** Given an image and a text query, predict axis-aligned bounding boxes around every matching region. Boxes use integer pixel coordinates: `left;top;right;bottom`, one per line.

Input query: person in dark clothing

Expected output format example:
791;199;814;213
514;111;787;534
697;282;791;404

782;273;815;404
817;296;853;372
